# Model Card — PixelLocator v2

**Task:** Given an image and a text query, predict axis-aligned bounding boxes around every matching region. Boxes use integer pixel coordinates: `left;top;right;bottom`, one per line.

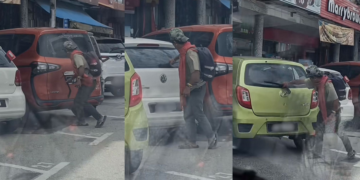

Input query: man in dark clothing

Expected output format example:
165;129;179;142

284;65;356;160
64;41;106;128
168;28;217;149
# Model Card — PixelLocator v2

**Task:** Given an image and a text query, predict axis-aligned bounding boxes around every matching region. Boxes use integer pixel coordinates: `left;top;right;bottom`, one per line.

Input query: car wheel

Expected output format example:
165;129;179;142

293;137;304;151
125;148;143;175
110;87;124;97
233;138;252;153
3;119;20;133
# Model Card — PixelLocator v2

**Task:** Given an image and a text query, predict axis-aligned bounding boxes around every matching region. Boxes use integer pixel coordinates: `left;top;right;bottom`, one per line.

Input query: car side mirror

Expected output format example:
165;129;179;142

5;50;15;62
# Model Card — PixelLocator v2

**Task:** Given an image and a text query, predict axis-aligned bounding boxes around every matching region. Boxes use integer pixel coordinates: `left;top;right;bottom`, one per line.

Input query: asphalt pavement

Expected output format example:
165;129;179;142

233;125;360;180
0;93;124;180
128;125;233;180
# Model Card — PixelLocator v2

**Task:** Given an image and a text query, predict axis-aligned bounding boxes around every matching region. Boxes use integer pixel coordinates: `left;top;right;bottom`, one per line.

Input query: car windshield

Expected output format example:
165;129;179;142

245;63;307;88
97;40;125;54
125;47;179;68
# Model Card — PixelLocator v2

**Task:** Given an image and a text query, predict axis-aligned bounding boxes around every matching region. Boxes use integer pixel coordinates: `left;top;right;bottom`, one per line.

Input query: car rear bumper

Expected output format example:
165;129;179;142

233;103;318;138
125;102;149;151
0;87;26;121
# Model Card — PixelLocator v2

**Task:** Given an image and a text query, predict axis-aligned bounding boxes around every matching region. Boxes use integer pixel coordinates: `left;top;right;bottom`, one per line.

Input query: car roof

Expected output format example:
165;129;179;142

143;24;232;37
304;66;341;75
124;37;174;48
0;28;87;35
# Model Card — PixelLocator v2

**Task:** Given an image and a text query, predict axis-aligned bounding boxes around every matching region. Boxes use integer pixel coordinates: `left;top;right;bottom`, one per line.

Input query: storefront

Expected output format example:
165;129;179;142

319;0;360;63
0;0;20;30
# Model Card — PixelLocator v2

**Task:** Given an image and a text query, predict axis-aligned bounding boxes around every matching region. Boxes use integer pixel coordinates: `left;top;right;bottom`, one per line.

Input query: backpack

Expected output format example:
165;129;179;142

326;73;347;101
194;47;216;81
82;51;102;77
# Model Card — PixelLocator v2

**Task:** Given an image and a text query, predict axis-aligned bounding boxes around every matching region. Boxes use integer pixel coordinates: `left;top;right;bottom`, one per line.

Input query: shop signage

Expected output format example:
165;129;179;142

319;20;354;46
0;0;20;4
327;0;360;24
321;0;360;31
279;0;321;14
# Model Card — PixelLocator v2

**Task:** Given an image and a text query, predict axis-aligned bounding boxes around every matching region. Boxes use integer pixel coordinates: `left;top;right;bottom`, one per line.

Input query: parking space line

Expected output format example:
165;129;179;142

34;162;70;180
0;162;46;173
89;133;113;146
330;149;360;168
55;131;97;139
107;115;124;120
165;171;213;180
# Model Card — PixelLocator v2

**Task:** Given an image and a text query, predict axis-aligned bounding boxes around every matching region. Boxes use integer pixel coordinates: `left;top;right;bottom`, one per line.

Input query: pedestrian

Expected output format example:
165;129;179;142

64;41;107;128
283;65;356;160
168;28;217;149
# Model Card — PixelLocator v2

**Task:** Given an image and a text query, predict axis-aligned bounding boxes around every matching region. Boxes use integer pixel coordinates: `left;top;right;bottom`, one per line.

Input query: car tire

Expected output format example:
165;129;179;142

125;148;142;175
110;87;124;97
149;127;171;146
293;137;304;151
3;119;20;134
233;138;252;153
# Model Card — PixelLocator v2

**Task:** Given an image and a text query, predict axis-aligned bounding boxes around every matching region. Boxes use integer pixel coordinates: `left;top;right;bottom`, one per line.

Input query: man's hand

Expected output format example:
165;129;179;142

75;79;82;88
183;86;190;97
169;59;176;65
283;82;292;88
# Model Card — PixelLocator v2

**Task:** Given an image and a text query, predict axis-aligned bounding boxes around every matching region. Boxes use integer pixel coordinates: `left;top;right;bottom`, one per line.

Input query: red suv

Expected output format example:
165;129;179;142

143;25;233;129
0;28;103;120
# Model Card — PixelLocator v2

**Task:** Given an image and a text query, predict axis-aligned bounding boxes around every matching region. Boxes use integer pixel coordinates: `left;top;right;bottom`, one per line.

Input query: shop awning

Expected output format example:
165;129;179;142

36;0;110;29
0;0;20;4
219;0;230;9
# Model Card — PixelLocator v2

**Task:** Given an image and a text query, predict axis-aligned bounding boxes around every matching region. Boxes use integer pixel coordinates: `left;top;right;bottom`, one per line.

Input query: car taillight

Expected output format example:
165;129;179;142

215;63;232;76
236;86;251;109
31;62;60;75
129;72;142;107
311;90;318;109
348;89;353;100
15;70;21;86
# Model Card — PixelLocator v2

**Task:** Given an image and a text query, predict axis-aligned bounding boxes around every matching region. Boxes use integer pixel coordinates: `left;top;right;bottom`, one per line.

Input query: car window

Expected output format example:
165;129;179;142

323;65;349;78
0;34;35;56
37;33;94;58
0;48;15;67
184;32;214;48
215;32;232;57
125;47;179;68
348;66;360;80
89;36;101;58
145;32;214;48
98;42;125;53
245;63;306;88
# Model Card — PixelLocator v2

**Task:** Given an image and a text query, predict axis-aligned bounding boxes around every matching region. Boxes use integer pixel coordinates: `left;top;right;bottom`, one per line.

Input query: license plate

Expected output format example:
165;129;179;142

0;100;6;107
149;102;181;113
268;123;297;132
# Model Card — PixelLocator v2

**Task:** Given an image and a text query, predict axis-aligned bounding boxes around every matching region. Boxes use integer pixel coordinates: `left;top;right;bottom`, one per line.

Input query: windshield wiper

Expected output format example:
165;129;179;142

264;81;291;94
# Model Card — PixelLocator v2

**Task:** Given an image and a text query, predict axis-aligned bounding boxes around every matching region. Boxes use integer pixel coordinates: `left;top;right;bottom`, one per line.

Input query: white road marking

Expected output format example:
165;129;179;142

55;131;97;139
31;162;54;169
330;149;360;168
0;162;46;173
34;162;70;180
89;133;113;146
165;171;213;180
107;115;124;119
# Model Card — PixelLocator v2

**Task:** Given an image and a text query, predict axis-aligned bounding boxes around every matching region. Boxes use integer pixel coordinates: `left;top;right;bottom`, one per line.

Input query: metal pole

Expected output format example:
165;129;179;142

353;33;359;61
164;0;175;28
50;0;56;27
254;15;264;57
333;43;340;62
20;0;28;27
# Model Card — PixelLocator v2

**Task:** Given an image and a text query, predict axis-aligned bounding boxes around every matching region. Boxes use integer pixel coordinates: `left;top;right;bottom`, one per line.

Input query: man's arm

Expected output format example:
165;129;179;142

327;83;340;113
186;51;201;85
74;54;86;77
169;55;180;65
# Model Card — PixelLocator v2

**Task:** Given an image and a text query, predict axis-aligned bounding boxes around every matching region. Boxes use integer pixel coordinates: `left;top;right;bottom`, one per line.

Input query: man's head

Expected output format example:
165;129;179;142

63;41;77;53
306;65;324;85
169;28;189;50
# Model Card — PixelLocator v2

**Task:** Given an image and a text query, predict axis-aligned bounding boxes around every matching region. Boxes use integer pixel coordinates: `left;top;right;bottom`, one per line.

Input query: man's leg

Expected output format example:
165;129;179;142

336;114;356;158
178;98;198;149
85;80;107;128
188;85;216;148
313;121;325;157
73;86;88;125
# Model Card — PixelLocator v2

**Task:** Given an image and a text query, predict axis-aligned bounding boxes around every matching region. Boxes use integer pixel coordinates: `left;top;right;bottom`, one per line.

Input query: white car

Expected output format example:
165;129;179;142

0;48;26;133
96;38;125;97
125;37;184;144
318;67;354;122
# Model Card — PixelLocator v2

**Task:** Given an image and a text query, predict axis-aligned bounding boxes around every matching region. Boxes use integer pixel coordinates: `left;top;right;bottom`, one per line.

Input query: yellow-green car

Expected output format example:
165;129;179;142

125;52;149;174
233;57;319;150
